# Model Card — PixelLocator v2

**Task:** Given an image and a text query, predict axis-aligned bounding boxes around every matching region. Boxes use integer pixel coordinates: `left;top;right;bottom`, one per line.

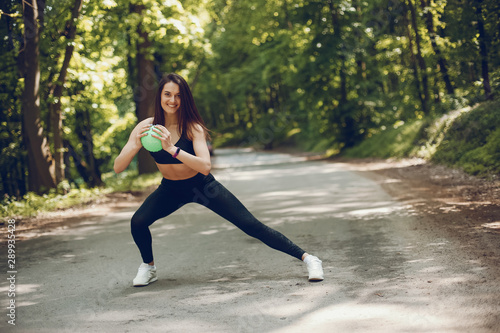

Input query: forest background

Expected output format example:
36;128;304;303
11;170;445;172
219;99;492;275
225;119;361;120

1;0;499;216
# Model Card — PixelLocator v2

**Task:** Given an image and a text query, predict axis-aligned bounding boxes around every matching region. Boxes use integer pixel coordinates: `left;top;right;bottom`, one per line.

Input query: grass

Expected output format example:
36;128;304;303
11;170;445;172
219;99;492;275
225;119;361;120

432;100;500;175
1;170;162;220
342;120;425;159
341;99;500;177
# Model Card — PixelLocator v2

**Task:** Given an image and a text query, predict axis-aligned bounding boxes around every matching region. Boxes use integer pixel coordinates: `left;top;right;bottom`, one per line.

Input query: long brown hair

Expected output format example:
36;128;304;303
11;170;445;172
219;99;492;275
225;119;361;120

152;73;210;140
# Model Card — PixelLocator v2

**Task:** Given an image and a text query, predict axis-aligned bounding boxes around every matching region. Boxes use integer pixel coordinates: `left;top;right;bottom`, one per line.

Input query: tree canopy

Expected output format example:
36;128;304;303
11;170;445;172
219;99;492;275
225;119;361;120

1;0;498;197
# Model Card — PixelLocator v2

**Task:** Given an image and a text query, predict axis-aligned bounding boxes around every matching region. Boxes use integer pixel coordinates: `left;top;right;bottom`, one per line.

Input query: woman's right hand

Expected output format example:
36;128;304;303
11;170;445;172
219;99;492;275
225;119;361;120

136;124;154;148
114;118;154;173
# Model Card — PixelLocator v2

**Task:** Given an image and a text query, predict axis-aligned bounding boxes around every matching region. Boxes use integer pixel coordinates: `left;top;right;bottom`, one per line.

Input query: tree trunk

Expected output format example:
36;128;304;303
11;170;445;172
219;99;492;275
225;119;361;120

328;1;348;105
407;0;429;114
131;3;158;174
420;0;454;95
21;0;56;193
474;0;492;100
404;2;425;114
72;106;103;187
82;107;103;187
50;0;83;185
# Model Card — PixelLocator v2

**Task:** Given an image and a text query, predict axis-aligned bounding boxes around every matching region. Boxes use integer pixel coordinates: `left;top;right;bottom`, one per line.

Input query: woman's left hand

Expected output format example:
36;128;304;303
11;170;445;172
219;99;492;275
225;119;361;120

151;125;176;154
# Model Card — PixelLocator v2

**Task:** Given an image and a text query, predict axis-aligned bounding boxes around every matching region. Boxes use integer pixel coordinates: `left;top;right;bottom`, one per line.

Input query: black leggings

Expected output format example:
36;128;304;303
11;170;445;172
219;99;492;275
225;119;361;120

131;173;305;263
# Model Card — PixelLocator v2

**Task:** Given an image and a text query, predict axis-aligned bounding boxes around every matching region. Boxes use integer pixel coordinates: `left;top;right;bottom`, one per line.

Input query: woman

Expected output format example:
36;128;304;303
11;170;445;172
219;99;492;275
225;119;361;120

114;73;324;286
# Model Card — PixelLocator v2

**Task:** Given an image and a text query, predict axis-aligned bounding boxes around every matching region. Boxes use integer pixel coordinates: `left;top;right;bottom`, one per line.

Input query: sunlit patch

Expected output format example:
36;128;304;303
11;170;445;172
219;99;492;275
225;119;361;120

382;178;402;184
269;302;456;333
348;206;405;217
426;241;448;246
214;264;239;269
337;158;427;172
417;266;445;273
16;284;40;294
438;206;460;213
407;258;435;263
482;221;500;229
199;229;219;235
436;198;493;206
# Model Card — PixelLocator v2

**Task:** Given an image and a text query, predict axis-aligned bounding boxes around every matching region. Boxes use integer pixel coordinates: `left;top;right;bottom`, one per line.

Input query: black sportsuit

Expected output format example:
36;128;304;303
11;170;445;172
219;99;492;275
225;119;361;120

130;134;305;263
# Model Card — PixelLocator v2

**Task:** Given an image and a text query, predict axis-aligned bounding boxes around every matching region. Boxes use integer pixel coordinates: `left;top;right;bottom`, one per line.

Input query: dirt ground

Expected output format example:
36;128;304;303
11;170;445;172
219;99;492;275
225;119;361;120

9;156;500;273
339;157;500;273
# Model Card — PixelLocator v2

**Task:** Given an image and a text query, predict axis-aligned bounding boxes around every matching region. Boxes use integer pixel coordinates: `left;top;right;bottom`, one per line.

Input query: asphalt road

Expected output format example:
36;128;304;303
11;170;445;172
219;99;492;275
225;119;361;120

1;149;499;332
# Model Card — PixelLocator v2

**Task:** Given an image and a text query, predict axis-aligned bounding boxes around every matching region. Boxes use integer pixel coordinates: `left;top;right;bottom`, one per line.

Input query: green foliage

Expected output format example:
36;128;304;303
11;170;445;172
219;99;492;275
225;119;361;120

2;0;500;200
0;186;110;219
342;120;425;159
101;170;161;193
194;0;500;153
432;100;500;175
0;171;162;219
342;100;500;176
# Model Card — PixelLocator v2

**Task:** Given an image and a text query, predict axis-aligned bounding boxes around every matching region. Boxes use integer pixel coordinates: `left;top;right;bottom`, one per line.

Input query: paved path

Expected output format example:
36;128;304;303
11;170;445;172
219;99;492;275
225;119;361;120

1;149;499;332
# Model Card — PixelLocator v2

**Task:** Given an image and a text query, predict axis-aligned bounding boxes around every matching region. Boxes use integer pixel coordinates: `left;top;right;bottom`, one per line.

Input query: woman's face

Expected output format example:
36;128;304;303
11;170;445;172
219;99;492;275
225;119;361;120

160;82;181;115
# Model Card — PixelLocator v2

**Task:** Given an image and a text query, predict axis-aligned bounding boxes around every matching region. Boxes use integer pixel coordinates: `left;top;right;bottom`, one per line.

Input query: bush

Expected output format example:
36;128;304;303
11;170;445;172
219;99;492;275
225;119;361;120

341;99;500;177
341;120;424;159
432;100;500;176
1;171;162;220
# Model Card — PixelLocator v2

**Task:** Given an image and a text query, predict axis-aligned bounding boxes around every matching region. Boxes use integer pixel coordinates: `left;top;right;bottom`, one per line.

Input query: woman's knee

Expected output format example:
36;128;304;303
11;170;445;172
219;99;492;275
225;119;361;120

130;211;152;230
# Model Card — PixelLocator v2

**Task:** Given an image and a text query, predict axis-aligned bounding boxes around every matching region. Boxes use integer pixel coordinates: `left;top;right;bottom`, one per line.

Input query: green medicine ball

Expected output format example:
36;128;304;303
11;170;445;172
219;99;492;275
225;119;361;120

140;126;163;152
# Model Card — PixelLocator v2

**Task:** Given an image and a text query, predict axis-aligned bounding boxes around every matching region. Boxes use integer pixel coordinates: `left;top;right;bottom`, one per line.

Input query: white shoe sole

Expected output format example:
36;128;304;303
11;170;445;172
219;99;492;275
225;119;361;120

309;276;324;282
133;276;158;287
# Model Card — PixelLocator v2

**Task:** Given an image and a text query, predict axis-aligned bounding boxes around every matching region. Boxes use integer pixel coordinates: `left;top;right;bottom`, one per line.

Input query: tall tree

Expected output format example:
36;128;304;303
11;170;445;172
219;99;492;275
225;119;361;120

473;0;493;100
130;2;158;174
420;0;454;95
49;0;84;184
407;0;430;114
21;0;56;193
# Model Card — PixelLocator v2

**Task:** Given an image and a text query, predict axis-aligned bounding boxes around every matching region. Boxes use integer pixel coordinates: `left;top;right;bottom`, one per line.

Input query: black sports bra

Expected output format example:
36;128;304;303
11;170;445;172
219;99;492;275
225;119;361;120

149;134;195;164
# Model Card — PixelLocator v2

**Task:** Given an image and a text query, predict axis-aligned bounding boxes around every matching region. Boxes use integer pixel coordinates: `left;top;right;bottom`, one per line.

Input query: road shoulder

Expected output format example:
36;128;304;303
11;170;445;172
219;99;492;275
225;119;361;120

334;157;500;275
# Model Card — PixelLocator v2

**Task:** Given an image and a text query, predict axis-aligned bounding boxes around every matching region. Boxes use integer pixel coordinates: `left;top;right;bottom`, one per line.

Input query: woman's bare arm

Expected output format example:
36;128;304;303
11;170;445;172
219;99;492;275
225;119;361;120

113;118;153;174
166;124;211;175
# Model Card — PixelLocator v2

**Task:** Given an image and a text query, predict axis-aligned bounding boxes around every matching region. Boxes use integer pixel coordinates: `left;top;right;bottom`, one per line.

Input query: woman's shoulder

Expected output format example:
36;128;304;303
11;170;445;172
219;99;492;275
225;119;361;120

138;117;154;126
129;117;153;136
187;123;207;140
133;117;153;129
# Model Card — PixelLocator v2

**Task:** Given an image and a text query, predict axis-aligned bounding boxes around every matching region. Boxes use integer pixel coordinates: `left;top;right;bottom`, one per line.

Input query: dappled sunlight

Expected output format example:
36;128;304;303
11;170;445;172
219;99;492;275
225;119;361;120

212;148;308;170
222;161;347;183
269;302;458;333
256;189;332;199
338;158;427;172
0;283;40;295
84;309;154;323
266;204;344;215
189;287;255;305
219;160;415;228
407;258;435;264
416;265;446;274
208;276;255;282
199;229;219;235
3;283;44;309
340;159;499;232
436;198;493;206
9;150;498;332
481;221;500;230
346;205;407;217
21;213;133;243
154;223;178;237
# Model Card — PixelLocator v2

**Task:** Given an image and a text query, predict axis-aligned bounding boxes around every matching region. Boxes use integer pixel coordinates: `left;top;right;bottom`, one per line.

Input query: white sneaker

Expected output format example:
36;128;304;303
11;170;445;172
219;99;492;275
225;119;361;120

304;255;324;281
133;263;158;287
